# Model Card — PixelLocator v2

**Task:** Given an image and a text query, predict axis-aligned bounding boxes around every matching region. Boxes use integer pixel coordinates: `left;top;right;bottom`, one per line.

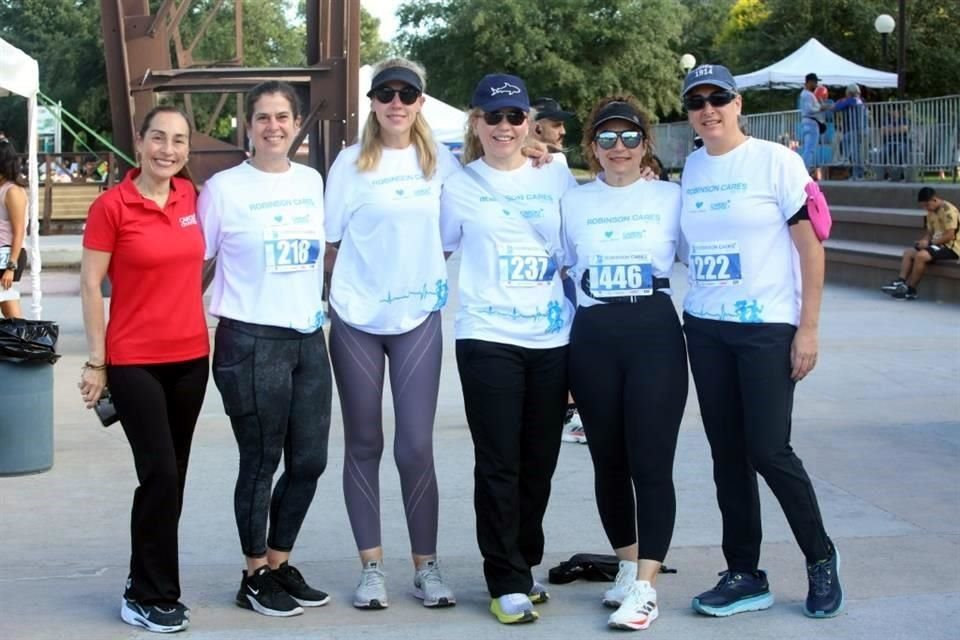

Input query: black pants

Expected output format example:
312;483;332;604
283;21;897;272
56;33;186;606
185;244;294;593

683;313;831;570
213;318;332;557
569;296;687;562
108;357;209;605
455;339;568;598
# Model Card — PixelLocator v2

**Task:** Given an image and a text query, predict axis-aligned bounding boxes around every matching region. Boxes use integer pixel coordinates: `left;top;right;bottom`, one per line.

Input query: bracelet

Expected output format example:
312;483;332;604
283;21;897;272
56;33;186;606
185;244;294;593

83;361;107;371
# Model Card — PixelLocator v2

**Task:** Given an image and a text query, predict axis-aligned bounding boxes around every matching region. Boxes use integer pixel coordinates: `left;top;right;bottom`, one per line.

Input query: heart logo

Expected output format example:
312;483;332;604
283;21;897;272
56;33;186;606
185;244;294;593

604;230;614;238
503;209;511;216
274;215;283;222
696;201;703;208
396;189;405;196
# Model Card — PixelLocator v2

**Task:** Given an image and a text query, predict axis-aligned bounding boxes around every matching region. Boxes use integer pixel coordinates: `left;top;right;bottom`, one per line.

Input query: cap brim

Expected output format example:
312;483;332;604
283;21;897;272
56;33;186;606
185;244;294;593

475;96;530;112
682;79;736;97
593;114;643;129
536;110;574;121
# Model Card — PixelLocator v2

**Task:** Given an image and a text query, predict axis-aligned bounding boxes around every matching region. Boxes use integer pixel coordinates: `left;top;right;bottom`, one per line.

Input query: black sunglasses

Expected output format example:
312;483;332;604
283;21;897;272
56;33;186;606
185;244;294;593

482;110;527;126
683;90;737;112
594;129;644;150
371;86;421;105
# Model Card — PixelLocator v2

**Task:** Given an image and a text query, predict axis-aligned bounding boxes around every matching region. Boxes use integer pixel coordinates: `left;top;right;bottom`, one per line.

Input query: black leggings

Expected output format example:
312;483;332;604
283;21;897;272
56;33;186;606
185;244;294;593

568;296;687;562
108;356;209;605
683;313;831;569
212;318;332;558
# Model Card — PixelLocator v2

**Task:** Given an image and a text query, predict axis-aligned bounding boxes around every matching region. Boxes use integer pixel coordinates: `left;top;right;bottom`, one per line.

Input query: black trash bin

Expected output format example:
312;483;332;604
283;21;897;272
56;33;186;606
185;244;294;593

0;319;59;476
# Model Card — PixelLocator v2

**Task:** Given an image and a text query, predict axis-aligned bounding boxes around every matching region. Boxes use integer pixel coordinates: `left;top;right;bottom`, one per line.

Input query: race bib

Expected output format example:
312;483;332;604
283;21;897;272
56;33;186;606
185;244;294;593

690;240;742;287
497;242;556;287
588;253;653;297
263;225;321;273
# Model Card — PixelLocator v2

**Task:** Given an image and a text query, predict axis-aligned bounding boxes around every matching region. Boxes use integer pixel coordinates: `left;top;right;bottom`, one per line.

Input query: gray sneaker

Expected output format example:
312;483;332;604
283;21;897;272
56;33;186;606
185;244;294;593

354;561;388;609
414;559;456;608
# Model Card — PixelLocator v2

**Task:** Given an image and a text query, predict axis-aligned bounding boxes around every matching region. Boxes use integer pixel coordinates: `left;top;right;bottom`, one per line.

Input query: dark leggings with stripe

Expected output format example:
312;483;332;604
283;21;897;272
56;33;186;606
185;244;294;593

329;309;443;555
568;295;688;562
212;318;332;558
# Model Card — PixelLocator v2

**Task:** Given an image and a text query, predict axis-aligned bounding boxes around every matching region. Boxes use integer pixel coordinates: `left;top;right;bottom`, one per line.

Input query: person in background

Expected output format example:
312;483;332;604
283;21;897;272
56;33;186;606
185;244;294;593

881;187;959;300
79;105;209;633
529;96;585;444
832;84;867;181
199;80;332;618
562;96;688;631
798;73;831;177
324;57;459;610
440;73;577;625
680;64;844;620
0;138;27;318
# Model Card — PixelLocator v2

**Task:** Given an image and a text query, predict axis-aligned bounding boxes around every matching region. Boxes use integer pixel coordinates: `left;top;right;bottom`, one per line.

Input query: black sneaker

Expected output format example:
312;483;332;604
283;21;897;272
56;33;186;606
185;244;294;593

805;545;844;618
692;570;775;617
120;597;189;633
880;278;905;293
236;565;304;617
272;561;331;607
891;284;917;300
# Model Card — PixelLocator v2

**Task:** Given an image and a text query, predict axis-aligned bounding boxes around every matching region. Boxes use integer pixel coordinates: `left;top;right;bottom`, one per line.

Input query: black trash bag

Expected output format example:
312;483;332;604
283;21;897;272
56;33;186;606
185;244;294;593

0;318;61;364
548;553;677;585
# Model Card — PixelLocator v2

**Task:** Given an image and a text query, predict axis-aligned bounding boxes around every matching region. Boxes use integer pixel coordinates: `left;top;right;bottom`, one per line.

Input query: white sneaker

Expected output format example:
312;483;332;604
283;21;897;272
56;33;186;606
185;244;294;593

354;561;388;609
608;580;659;631
561;410;587;444
414;559;456;608
603;560;638;608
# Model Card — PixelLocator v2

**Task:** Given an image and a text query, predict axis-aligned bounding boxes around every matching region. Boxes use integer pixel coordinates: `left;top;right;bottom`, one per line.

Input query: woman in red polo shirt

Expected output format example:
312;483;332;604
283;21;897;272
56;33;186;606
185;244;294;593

79;105;209;634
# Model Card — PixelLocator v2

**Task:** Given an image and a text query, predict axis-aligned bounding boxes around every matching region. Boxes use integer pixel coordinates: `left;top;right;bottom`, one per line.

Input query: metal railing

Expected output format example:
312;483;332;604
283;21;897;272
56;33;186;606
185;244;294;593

651;95;960;181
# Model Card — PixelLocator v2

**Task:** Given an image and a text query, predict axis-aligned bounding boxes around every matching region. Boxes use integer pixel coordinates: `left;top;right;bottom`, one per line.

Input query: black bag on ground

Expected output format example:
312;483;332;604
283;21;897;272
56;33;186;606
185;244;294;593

0;318;60;364
548;553;677;585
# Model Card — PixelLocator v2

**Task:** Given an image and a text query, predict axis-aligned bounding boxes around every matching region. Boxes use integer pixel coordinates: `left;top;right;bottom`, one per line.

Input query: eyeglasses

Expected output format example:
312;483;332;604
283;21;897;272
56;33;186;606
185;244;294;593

371;86;421;105
682;90;737;112
482;110;527;126
594;130;644;150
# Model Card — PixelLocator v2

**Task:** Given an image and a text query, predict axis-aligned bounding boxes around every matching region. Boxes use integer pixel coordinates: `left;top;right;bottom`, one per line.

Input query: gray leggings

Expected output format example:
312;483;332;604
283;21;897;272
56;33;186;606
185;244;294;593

329;309;442;555
212;317;332;558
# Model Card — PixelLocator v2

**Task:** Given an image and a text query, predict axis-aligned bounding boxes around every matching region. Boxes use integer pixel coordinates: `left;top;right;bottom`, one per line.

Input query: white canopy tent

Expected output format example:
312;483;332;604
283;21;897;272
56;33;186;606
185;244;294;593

358;65;467;144
0;37;41;318
734;38;898;90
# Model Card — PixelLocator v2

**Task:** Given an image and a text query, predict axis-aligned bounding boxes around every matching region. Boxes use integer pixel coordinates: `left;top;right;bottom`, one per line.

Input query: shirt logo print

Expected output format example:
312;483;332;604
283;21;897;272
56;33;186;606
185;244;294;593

179;214;198;227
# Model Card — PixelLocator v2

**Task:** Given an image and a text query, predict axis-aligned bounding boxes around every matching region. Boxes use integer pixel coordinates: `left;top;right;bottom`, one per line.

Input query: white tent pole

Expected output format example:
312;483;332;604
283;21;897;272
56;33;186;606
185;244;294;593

27;91;42;319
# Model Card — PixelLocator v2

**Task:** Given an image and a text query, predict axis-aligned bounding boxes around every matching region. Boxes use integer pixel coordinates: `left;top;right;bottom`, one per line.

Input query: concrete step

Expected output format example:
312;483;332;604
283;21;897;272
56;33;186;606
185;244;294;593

820;181;960;209
830;205;926;245
825;238;960;303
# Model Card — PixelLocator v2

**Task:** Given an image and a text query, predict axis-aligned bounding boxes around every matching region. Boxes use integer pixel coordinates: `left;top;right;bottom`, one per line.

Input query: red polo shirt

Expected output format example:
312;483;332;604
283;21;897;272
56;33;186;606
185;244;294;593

83;170;209;364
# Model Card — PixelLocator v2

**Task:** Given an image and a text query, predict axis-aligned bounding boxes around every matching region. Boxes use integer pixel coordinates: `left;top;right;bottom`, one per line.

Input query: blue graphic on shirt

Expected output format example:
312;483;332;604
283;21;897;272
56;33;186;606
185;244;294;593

477;299;566;333
691;299;764;323
380;280;449;311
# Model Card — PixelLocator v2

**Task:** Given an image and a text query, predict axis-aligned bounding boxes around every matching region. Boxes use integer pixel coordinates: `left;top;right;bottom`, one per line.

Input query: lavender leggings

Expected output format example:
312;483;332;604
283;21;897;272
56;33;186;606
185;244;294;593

329;309;443;555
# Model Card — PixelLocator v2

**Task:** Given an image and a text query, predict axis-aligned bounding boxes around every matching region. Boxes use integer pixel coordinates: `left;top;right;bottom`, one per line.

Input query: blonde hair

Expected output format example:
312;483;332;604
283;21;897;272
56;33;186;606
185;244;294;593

462;108;485;164
581;94;657;176
357;57;438;179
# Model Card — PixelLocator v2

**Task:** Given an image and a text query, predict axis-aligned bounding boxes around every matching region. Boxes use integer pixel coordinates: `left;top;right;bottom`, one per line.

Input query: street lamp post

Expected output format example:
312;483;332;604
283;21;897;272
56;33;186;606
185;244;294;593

874;13;895;62
680;54;696;74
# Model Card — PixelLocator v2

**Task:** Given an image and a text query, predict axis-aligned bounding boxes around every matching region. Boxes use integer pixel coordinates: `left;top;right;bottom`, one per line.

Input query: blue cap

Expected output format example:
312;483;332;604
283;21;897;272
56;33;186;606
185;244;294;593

470;74;530;112
682;64;737;97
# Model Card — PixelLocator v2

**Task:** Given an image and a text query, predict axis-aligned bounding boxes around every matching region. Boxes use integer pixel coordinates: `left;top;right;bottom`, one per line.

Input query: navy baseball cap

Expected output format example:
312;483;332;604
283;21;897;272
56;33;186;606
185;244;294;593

682;64;737;97
592;101;645;129
367;65;423;97
470;74;530;112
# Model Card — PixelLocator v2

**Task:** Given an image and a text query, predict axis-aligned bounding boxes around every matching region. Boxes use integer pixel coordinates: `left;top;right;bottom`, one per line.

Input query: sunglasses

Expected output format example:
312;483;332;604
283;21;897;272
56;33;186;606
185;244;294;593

683;90;737;112
594;129;644;150
371;86;421;105
482;110;527;126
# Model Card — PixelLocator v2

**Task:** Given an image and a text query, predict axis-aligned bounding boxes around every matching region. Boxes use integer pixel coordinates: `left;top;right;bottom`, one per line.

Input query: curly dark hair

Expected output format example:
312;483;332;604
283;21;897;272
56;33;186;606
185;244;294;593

0;138;22;184
581;95;657;176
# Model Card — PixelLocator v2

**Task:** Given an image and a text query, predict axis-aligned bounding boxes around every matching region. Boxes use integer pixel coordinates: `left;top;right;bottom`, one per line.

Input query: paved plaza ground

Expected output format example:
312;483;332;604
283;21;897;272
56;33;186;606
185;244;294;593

1;252;958;639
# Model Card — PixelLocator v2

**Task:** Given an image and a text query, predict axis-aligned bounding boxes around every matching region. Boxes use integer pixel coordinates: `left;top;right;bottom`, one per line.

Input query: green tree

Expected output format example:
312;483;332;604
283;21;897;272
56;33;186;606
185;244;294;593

396;0;688;121
360;6;390;65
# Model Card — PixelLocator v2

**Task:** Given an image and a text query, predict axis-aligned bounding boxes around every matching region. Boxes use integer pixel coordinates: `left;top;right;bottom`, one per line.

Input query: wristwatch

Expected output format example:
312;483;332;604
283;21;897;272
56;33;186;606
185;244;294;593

3;261;15;272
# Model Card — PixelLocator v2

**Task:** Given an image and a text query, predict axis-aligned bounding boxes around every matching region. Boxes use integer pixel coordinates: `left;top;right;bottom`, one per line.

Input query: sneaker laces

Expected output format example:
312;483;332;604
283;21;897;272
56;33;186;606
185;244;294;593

277;563;307;586
418;562;444;587
613;564;635;590
808;559;833;597
361;564;386;589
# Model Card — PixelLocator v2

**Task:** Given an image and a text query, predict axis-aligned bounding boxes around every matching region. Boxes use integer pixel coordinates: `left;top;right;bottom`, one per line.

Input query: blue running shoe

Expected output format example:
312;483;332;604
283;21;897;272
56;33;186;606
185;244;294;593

692;569;774;617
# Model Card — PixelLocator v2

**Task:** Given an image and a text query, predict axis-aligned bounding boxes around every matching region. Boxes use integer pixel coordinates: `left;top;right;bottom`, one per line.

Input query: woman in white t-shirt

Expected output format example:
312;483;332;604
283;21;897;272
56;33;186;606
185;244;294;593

561;97;687;632
324;58;459;610
440;73;577;625
679;64;843;620
198;81;332;618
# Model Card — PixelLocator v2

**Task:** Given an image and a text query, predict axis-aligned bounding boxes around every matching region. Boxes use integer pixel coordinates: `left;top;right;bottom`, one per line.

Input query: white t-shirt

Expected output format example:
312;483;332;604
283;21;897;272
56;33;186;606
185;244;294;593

561;178;681;309
680;138;809;326
198;161;327;332
440;157;578;348
325;143;461;334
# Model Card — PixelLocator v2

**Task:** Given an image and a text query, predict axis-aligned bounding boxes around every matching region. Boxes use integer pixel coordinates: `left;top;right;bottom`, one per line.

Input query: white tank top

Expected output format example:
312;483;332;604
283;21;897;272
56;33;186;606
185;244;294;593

0;182;15;246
